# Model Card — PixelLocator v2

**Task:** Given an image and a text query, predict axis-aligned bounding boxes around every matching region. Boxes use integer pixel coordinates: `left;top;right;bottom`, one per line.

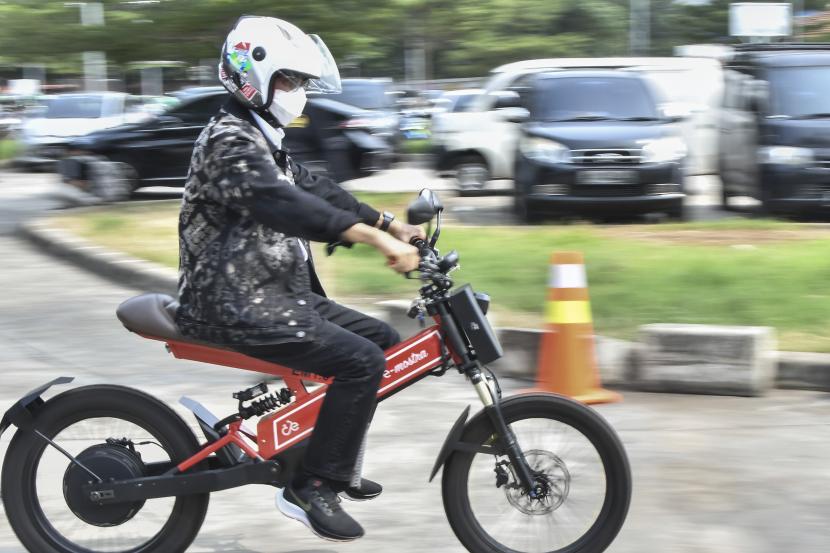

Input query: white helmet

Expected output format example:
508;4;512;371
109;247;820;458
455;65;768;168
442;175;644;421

219;16;341;126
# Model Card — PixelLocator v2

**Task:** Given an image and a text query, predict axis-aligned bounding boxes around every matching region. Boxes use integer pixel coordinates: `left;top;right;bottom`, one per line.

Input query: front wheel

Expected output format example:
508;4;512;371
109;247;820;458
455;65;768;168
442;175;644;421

442;394;631;553
2;385;209;553
454;154;490;196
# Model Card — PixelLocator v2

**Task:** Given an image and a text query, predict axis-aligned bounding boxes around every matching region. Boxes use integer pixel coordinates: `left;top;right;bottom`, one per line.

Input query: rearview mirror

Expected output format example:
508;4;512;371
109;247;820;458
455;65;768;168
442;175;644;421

746;79;769;113
498;106;530;123
491;90;522;110
407;188;443;225
660;102;692;122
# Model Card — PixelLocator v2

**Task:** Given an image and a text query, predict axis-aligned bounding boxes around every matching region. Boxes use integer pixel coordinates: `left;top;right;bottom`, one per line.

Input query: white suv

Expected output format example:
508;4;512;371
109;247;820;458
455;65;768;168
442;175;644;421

431;57;722;193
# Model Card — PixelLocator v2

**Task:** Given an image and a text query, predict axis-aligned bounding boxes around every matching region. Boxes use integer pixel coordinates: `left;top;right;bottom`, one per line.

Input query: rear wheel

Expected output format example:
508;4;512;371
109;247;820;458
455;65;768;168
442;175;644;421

2;385;209;553
442;394;631;553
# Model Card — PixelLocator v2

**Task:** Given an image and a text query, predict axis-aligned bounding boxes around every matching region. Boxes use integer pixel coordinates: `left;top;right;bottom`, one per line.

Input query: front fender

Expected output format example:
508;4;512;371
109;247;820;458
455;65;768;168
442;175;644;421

0;377;74;441
429;404;504;482
429;405;469;482
429;393;565;482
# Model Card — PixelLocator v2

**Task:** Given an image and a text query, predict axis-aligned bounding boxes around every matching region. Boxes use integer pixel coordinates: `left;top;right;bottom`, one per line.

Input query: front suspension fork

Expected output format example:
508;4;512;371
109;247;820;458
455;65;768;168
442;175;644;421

470;370;538;493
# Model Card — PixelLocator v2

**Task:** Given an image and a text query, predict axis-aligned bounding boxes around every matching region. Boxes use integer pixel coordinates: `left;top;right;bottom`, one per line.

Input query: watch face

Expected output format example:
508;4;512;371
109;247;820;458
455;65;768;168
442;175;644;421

382;211;394;230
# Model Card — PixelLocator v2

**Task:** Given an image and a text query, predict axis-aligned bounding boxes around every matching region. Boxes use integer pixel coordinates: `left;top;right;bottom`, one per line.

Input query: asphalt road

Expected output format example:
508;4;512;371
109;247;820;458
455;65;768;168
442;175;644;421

0;169;829;553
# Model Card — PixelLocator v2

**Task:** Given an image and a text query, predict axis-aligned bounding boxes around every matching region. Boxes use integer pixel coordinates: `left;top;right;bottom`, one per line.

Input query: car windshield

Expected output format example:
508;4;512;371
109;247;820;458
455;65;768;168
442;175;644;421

329;82;391;110
768;66;830;118
450;93;479;112
531;76;659;121
45;95;104;119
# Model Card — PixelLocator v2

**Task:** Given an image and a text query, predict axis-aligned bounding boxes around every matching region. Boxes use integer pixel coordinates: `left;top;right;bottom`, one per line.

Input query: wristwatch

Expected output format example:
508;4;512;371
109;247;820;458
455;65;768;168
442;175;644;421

379;211;395;232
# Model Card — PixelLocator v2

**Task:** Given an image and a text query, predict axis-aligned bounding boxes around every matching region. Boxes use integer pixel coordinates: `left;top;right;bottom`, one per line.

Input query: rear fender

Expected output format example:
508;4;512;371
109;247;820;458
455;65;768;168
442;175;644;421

0;377;74;441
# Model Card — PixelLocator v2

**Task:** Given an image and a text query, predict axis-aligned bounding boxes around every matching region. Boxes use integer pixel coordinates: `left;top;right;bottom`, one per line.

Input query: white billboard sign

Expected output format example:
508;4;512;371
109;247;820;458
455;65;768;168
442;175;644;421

8;79;40;96
730;3;792;37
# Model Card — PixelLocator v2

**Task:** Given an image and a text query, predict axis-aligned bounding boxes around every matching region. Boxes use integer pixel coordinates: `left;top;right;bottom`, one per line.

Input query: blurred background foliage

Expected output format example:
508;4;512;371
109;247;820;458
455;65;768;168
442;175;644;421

2;0;830;81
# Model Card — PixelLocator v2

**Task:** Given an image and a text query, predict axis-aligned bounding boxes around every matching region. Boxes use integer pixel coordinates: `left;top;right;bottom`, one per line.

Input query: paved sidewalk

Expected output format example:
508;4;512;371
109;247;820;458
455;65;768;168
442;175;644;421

0;236;829;552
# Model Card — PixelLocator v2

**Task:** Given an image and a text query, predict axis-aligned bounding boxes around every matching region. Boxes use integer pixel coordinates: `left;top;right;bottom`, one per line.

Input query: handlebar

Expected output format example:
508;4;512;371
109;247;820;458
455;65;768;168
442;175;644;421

409;236;458;288
410;237;435;259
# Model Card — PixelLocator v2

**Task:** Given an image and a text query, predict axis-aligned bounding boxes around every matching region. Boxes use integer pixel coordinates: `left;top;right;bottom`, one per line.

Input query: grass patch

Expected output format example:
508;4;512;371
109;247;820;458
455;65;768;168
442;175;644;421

52;203;181;268
351;192;412;216
0;138;19;160
47;197;830;352
400;138;433;154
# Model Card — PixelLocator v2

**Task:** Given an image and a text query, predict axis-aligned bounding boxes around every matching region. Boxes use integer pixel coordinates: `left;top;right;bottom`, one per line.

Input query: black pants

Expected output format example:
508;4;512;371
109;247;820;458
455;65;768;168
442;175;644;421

234;294;400;483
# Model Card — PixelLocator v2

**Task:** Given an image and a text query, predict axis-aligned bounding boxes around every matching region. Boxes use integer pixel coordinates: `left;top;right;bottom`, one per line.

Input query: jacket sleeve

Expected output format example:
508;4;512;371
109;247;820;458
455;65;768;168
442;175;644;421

289;158;381;227
204;125;361;243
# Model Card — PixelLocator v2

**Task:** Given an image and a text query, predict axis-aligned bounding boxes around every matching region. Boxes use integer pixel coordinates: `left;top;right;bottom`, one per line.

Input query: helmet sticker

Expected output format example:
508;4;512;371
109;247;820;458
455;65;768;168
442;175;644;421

240;83;259;101
229;41;252;73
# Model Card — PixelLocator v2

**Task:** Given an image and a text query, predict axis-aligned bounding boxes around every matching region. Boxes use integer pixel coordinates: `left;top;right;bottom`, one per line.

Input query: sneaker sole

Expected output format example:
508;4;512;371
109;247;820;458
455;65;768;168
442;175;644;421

340;491;382;502
275;488;363;543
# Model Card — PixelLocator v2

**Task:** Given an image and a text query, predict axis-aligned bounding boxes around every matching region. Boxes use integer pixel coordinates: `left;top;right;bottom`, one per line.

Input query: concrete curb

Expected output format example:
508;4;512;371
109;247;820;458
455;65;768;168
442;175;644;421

775;351;830;391
18;216;830;394
18;218;178;296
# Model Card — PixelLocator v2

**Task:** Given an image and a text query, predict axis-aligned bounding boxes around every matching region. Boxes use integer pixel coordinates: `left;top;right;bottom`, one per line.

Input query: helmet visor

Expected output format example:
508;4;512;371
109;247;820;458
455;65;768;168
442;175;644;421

306;34;341;94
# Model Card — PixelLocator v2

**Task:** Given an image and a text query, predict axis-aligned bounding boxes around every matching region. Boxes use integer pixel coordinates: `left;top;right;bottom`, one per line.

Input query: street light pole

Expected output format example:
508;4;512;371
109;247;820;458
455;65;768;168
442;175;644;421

65;2;107;91
629;0;651;56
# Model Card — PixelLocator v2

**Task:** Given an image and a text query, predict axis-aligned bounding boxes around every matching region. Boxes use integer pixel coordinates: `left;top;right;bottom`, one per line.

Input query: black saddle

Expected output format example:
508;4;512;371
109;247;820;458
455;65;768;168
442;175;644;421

116;293;184;342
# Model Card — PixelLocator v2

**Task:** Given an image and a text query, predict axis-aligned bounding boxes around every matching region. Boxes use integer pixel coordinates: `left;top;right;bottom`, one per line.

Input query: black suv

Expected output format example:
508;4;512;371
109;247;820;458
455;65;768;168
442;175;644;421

513;70;687;221
60;86;393;196
719;43;830;215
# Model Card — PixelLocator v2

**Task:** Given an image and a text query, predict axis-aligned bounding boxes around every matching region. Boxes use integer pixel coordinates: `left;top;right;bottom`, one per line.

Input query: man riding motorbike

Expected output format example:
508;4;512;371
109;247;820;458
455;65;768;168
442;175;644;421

175;15;424;542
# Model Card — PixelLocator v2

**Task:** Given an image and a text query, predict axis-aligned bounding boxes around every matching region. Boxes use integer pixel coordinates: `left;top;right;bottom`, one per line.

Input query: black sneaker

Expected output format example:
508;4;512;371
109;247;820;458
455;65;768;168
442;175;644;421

341;478;383;501
276;478;364;542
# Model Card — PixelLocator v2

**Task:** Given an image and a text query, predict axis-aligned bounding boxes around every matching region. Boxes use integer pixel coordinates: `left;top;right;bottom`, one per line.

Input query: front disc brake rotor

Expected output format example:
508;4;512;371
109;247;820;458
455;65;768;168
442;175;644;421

63;443;147;527
503;449;570;515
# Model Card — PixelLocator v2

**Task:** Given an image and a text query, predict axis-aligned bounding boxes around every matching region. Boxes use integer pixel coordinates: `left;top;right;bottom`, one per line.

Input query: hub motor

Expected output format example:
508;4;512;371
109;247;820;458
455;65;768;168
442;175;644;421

63;442;147;527
503;449;571;515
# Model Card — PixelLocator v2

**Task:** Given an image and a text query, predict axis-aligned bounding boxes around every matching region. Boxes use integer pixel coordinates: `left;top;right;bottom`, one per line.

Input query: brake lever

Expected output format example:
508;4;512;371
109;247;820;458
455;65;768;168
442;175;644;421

326;240;354;256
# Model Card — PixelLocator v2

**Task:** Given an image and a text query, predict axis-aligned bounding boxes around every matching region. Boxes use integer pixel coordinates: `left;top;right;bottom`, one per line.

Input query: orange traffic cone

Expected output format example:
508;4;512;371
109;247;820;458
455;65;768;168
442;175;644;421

535;252;621;404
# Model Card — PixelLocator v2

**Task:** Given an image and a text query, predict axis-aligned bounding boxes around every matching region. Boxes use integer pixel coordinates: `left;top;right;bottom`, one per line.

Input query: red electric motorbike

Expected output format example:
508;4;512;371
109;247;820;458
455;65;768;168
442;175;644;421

0;189;631;553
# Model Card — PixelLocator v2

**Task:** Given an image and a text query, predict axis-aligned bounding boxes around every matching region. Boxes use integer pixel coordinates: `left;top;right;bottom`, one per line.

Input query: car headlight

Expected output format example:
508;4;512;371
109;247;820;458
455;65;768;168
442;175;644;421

641;137;687;163
519;136;570;163
757;146;814;165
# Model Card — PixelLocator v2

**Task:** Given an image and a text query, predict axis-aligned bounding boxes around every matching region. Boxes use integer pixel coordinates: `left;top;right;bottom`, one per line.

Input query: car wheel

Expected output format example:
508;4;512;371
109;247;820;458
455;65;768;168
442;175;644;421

717;159;734;212
88;160;137;203
757;184;775;217
720;179;732;211
666;202;686;222
514;189;542;224
453;155;489;196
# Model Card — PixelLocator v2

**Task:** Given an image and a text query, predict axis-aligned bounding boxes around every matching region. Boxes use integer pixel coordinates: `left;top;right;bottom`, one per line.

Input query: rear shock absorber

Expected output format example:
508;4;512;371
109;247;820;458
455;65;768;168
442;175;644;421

238;387;294;419
214;383;294;431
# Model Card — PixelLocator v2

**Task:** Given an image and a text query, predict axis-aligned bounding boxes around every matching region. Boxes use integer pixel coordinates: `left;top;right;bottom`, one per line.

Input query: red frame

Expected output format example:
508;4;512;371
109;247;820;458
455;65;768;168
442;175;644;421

140;325;447;472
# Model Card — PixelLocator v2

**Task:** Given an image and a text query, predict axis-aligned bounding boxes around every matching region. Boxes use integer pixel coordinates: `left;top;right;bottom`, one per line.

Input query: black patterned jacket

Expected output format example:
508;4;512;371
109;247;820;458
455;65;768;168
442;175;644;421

175;99;380;346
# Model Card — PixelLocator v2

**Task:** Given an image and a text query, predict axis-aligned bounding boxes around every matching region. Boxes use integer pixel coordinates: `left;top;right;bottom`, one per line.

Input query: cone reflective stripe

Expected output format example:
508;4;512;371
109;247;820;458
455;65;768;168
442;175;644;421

545;301;592;324
535;252;621;404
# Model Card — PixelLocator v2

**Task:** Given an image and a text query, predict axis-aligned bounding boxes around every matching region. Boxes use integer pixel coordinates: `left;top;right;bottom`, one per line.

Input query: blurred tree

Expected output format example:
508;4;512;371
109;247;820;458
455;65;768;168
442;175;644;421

3;0;829;86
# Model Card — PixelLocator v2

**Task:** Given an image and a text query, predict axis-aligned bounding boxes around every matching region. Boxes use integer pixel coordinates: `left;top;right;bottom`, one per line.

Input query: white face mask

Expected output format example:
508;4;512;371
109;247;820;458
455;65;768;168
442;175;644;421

268;88;307;127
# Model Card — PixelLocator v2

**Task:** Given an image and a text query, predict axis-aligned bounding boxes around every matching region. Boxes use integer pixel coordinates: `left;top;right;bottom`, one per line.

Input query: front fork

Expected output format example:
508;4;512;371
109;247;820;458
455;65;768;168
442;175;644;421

470;369;539;494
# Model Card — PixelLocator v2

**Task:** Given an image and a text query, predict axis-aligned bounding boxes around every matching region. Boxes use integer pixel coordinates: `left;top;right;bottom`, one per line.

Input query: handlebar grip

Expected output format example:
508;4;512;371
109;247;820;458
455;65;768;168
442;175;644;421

410;237;435;261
